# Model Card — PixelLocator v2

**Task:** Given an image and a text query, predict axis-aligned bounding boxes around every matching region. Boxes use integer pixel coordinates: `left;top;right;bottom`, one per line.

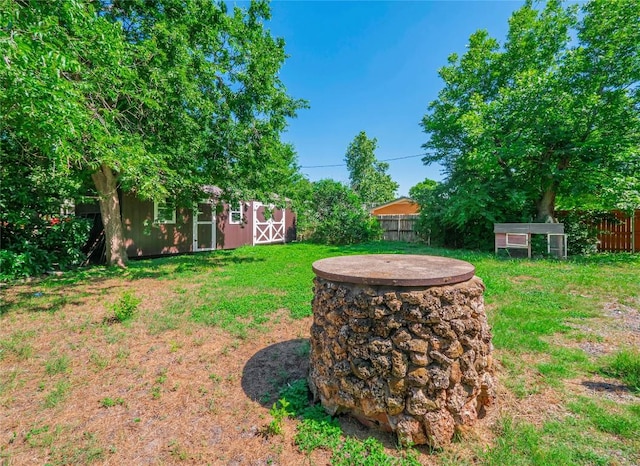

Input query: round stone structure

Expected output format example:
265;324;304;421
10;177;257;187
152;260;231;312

309;254;495;447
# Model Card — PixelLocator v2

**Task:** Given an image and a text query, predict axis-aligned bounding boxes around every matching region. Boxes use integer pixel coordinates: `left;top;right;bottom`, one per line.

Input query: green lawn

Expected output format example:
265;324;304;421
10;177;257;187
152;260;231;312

1;241;639;465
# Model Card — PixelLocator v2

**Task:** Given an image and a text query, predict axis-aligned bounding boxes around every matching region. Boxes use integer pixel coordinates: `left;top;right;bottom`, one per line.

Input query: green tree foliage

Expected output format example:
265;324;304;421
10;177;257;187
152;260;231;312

421;0;640;246
408;179;438;207
408;179;439;244
297;179;381;245
1;0;304;266
344;131;398;207
0;139;91;279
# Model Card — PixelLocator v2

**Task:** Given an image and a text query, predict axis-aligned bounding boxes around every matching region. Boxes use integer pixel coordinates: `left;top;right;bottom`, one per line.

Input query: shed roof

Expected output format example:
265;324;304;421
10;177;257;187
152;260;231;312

494;223;564;234
370;197;420;215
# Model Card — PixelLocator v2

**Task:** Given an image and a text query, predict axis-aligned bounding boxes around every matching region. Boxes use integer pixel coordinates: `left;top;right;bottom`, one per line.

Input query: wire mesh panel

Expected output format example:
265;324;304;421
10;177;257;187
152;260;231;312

547;233;567;259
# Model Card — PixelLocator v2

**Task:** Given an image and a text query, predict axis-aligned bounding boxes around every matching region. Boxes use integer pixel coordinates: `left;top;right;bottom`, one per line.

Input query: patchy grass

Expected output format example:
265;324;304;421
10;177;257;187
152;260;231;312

601;349;640;393
1;242;639;464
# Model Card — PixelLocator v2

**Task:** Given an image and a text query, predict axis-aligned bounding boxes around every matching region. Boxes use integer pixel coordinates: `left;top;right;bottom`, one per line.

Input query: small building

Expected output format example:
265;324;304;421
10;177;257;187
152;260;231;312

78;189;295;259
494;223;567;259
369;197;421;243
370;197;420;216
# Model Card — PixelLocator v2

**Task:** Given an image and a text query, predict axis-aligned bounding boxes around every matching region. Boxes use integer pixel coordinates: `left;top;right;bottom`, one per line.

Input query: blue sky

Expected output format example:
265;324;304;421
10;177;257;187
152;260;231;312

261;1;526;196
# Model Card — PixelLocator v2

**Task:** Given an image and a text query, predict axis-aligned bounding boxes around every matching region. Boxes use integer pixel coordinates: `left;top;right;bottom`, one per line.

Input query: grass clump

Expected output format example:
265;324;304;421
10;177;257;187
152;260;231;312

45;354;70;375
44;380;71;408
601;349;640;393
100;397;125;408
0;331;35;361
568;397;640;440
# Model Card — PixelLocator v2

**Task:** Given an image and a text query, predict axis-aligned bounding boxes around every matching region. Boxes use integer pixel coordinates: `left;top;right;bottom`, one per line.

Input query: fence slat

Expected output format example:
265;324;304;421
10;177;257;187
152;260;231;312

375;214;420;242
596;210;638;253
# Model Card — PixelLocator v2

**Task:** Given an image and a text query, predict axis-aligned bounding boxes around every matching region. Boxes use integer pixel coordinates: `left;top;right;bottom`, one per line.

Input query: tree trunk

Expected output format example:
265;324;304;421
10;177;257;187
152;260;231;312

535;187;557;223
92;164;128;267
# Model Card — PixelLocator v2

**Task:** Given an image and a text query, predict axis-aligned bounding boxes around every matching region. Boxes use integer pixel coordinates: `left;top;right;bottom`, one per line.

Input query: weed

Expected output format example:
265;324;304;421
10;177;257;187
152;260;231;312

25;425;56;448
147;309;182;334
278;379;311;415
193;336;205;346
156;367;168;384
103;327;126;344
296;339;311;357
45;353;70;376
206;397;217;414
115;347;130;361
332;437;421;466
100;397;125;408
0;331;35;361
89;351;109;371
151;385;162;399
0;368;23;398
209;373;221;384
50;431;105;464
264;398;292;436
294;406;342;453
109;291;140;323
44;380;70;408
168;439;188;461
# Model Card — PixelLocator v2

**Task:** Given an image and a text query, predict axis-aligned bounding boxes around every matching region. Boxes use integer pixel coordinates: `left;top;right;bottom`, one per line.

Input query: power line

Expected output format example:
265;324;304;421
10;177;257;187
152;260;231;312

301;153;427;169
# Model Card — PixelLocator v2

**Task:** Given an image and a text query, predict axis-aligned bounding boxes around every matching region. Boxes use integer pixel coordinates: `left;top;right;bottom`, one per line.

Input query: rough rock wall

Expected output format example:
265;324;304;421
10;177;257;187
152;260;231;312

308;276;495;447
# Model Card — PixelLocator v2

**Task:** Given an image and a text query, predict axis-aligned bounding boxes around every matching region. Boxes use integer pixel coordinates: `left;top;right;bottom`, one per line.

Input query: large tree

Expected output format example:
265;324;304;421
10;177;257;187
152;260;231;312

421;0;640;224
1;0;304;266
344;131;398;207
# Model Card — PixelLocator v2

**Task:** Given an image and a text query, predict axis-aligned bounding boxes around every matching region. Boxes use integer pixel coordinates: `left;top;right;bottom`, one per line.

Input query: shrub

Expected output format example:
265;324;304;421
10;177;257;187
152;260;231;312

557;210;618;256
0;216;91;281
110;291;141;323
1;139;92;280
296;179;382;245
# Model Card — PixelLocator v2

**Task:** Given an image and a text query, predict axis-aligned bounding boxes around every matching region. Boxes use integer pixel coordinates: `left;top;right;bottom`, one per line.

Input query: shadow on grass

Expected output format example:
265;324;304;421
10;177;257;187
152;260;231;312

241;338;310;407
1;250;263;316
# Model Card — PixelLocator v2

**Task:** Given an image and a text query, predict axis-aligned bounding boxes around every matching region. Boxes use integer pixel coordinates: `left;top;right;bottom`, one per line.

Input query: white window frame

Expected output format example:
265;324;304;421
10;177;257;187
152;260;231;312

229;203;243;224
154;199;176;224
505;233;529;248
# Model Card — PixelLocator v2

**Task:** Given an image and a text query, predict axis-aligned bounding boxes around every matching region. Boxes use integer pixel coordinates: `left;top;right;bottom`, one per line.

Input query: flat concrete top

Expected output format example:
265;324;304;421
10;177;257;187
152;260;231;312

312;254;475;287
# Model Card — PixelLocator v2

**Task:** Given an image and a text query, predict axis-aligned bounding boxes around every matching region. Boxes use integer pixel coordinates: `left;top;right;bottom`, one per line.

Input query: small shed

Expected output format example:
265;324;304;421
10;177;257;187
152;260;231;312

494;223;567;259
78;190;295;261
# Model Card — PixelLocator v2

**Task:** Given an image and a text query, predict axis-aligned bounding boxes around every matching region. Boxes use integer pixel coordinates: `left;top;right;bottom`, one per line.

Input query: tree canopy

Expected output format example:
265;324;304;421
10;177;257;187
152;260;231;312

421;0;640;230
1;0;304;266
344;131;398;208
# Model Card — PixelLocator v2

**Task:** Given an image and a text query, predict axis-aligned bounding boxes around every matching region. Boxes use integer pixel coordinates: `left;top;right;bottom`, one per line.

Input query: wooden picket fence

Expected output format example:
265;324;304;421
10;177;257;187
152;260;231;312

375;214;421;243
597;209;639;253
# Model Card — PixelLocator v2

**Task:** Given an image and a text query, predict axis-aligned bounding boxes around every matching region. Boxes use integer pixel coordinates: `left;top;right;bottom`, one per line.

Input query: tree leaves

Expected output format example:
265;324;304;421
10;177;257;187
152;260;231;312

421;0;640;230
344;131;399;208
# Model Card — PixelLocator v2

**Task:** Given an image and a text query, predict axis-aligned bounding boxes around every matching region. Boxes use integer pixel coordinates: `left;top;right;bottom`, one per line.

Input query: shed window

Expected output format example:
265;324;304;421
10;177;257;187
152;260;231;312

229;203;243;224
154;199;176;224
